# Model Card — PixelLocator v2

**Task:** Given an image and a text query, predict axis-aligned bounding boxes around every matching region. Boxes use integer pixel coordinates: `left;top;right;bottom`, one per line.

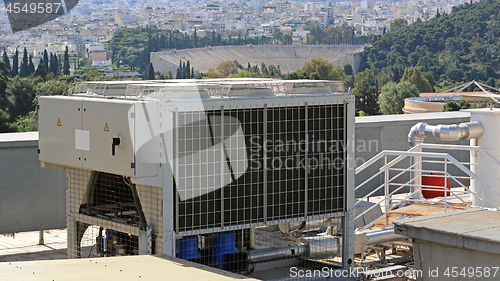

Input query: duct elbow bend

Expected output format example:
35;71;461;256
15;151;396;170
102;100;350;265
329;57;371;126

408;121;483;147
462;121;483;140
408;122;428;147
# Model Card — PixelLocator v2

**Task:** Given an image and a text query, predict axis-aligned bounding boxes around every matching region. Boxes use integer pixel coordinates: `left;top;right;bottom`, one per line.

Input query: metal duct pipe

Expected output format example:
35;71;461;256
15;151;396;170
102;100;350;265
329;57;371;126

363;227;406;245
278;218;341;234
248;236;339;264
247;243;309;264
408;121;483;147
299;236;340;260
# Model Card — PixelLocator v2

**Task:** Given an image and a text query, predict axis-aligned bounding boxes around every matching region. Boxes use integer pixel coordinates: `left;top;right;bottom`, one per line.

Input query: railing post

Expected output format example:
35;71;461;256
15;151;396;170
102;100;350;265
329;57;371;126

417;146;423;200
384;155;389;227
470;139;477;206
39;230;44;245
444;158;448;212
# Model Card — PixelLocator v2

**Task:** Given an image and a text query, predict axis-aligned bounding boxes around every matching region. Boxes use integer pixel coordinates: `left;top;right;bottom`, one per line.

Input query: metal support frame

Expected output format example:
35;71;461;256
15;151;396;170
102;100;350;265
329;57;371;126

163;105;175;256
342;98;355;270
139;226;152;255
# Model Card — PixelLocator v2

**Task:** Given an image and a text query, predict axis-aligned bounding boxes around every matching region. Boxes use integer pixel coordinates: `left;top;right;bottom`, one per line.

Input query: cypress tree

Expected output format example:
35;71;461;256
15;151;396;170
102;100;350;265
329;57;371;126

392;67;400;83
12;49;19;77
43;49;49;72
182;62;186;79
186;61;190;79
148;63;155;80
49;53;54;74
193;28;198;48
58;54;62;76
178;60;183;79
2;50;11;75
63;46;70;75
54;54;59;75
28;55;35;75
191;67;194;79
176;67;181;79
34;61;47;78
19;47;29;77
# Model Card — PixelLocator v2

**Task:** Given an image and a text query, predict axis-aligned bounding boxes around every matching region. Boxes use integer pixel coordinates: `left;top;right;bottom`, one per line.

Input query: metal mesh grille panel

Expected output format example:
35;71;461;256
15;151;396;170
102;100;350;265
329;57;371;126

176;102;346;234
66;168;162;259
307;104;345;215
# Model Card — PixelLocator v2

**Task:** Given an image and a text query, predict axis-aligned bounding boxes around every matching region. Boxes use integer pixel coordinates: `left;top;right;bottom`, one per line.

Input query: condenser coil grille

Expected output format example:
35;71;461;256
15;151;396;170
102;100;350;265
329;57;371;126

176;102;346;234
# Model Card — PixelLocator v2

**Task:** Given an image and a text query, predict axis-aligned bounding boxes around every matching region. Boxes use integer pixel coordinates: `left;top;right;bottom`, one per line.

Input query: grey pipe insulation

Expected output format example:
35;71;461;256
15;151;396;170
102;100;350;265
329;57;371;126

408;121;483;147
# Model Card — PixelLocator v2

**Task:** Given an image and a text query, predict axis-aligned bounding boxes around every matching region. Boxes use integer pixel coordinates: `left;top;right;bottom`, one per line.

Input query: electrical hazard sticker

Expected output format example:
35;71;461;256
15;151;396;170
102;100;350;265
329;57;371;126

104;123;109;131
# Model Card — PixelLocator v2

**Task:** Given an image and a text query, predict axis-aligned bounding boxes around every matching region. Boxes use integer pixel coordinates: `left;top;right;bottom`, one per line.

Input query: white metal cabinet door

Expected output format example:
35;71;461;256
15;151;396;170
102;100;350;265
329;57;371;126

81;99;135;177
134;102;160;178
39;96;83;168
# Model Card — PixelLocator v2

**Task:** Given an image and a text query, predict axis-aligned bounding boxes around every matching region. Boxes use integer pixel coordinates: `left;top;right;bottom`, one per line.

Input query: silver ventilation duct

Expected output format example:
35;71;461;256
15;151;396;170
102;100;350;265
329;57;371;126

408;121;483;147
248;236;340;264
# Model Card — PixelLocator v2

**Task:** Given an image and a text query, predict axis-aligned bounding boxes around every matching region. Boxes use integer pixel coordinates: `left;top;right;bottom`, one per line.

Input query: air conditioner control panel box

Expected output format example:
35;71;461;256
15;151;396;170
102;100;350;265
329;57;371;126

38;96;160;178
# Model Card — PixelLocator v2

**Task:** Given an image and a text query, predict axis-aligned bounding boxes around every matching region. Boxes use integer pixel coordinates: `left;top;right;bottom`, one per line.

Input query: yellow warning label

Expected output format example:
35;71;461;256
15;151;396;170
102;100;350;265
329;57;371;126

104;123;109;131
57;118;61;126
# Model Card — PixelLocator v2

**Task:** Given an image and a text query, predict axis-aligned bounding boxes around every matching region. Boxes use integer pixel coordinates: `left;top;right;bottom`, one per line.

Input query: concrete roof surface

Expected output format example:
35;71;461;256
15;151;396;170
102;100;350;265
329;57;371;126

0;132;38;142
355;111;470;126
394;209;500;255
1;255;258;281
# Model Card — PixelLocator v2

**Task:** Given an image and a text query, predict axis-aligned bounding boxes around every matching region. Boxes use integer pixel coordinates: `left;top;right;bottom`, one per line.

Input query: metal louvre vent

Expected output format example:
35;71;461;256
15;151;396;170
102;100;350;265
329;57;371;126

176;102;346;234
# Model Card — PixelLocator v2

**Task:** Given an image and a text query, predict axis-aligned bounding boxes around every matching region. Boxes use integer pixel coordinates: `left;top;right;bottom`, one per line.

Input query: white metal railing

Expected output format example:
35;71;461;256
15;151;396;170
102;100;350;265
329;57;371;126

354;143;500;229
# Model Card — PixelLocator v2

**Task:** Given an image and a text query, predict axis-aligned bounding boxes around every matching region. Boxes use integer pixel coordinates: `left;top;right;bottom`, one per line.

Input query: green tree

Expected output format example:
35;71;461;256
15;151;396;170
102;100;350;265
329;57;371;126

49;53;59;76
43;49;49;72
295;58;346;81
35;62;47;79
16;111;37;132
458;99;471;109
185;60;190;79
261;62;268;76
443;101;461;111
344;64;353;76
401;67;434;93
0;109;17;133
167;69;173;79
208;60;239;77
390;18;408;32
392;67;400;83
35;79;71;98
2;50;11;75
28;55;35;76
63;46;70;75
422;71;437;89
352;69;380;115
19;47;29;78
12;49;19;77
193;28;198;48
0;61;9;110
444;99;471;111
6;77;36;122
378;81;419;114
148;63;155;80
176;67;181;79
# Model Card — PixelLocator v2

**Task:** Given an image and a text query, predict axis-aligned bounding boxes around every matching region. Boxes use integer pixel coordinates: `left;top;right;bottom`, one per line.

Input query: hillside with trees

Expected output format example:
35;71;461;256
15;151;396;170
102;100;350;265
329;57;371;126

365;0;500;84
